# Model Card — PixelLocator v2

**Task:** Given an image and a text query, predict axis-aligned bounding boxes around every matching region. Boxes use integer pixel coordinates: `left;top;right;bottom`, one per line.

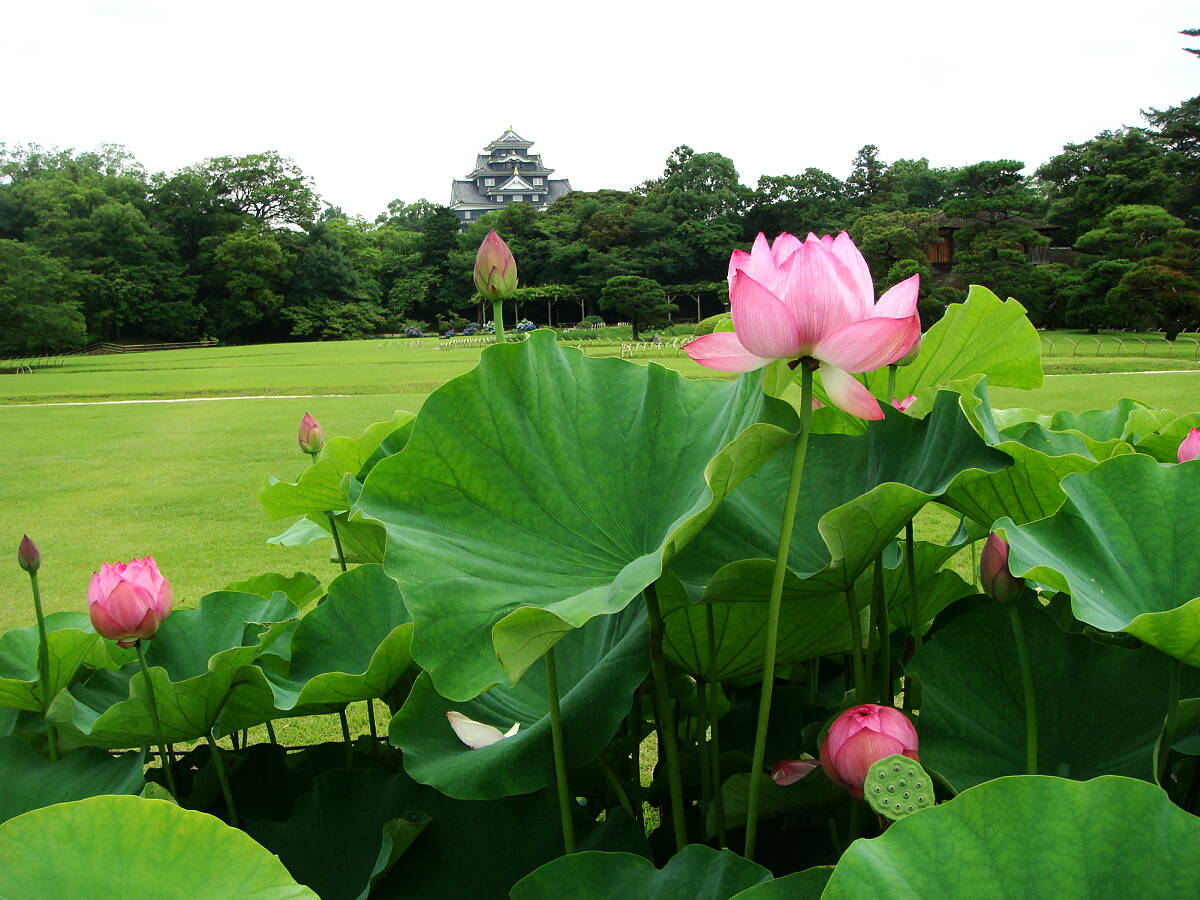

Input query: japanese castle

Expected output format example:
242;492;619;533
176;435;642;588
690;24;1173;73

449;128;572;227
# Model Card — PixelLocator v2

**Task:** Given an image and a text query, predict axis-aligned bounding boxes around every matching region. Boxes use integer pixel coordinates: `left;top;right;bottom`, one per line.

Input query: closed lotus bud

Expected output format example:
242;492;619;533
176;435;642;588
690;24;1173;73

1178;428;1200;463
87;557;173;648
473;229;518;300
297;412;325;456
771;758;818;786
17;535;40;574
895;335;922;367
979;533;1026;606
820;704;918;797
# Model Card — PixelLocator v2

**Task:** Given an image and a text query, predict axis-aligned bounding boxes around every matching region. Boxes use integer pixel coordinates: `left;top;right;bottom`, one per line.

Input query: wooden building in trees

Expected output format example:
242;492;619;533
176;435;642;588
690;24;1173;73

449;128;572;227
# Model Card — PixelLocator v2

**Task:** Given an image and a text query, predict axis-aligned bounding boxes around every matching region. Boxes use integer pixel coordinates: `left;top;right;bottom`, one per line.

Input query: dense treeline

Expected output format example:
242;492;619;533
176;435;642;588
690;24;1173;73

1;92;1197;354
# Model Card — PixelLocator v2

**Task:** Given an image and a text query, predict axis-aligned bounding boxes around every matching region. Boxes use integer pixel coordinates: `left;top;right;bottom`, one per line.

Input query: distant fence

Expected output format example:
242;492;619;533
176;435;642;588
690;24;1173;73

68;340;220;355
620;337;692;358
1040;334;1200;359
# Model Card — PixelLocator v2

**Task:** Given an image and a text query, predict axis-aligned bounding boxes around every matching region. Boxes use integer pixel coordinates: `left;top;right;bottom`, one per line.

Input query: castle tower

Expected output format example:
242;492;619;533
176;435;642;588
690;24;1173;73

449;128;572;227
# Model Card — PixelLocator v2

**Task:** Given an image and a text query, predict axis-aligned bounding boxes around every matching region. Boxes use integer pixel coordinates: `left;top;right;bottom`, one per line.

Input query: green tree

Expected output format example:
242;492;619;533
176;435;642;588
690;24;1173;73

849;210;939;282
1075;205;1186;259
846;144;893;207
744;169;849;238
598;275;673;339
205;226;290;339
191;151;319;226
0;240;86;353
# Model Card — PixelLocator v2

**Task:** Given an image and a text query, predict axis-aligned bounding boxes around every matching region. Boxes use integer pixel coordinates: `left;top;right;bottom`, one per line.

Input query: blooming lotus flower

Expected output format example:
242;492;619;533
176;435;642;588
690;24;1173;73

685;232;920;420
17;535;40;573
297;412;325;457
771;758;819;785
473;229;518;301
892;395;917;412
447;710;520;749
87;557;173;648
979;533;1026;606
1178;428;1200;463
820;704;918;797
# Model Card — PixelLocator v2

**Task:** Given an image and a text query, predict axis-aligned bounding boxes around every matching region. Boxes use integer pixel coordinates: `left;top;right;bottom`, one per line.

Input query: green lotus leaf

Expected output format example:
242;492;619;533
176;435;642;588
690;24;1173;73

0;795;316;898
224;572;323;608
221;565;414;729
248;769;428;900
357;331;797;701
1000;453;1200;665
1133;411;1200;462
391;603;646;799
510;845;772;900
670;391;1007;606
710;771;841;837
822;776;1200;898
0;737;144;824
0;612;103;713
58;591;299;747
729;868;833;899
663;540;971;684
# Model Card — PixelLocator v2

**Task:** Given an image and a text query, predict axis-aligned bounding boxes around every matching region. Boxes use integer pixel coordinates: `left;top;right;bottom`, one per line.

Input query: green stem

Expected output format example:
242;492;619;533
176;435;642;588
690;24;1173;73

1008;604;1038;775
27;571;58;762
492;299;506;343
905;521;921;653
135;641;176;796
645;583;688;852
807;657;819;705
1162;657;1182;785
367;700;377;740
706;603;727;848
265;719;277;744
845;588;866;698
206;728;238;826
596;753;636;821
697;676;712;801
326;513;348;573
875;555;890;705
887;364;897;403
339;707;353;768
545;646;576;853
745;363;814;861
847;799;862;844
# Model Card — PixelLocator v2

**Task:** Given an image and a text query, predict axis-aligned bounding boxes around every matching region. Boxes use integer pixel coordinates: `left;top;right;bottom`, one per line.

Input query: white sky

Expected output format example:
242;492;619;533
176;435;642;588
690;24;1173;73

3;0;1198;219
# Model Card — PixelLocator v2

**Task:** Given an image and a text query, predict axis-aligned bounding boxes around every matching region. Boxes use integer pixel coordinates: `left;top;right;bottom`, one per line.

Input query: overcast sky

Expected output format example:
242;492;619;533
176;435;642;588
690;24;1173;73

4;0;1197;219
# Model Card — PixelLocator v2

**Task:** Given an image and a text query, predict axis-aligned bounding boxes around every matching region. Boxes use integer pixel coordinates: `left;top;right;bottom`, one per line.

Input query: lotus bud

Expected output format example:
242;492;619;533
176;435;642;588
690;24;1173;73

891;395;917;412
87;556;173;648
473;229;518;301
895;335;922;367
297;412;325;457
17;535;40;574
447;711;520;749
1178;428;1200;463
771;758;818;785
819;704;918;797
979;533;1027;606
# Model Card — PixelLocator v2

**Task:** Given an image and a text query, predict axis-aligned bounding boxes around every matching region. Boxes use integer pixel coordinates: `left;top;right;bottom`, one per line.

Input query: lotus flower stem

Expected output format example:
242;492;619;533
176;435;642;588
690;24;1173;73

326;514;348;572
1008;605;1038;774
366;700;377;740
874;555;891;705
134;641;177;796
544;646;576;853
492;300;506;343
696;677;712;800
338;707;353;767
905;522;921;653
844;587;866;697
886;364;898;405
25;570;58;762
706;603;728;848
206;727;238;826
644;582;688;851
745;363;815;860
265;719;277;743
595;753;636;821
1161;657;1181;784
807;657;819;705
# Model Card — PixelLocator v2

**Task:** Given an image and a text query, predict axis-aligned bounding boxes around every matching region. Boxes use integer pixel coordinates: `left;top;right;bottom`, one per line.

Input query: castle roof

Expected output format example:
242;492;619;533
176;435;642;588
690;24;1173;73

485;128;533;150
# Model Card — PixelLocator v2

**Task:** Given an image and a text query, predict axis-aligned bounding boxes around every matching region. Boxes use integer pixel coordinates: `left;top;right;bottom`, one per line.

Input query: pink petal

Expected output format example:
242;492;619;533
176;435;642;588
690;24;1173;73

740;233;789;296
103;580;155;635
727;249;750;282
730;271;804;360
831;730;907;796
780;241;863;350
88;600;125;642
821;364;884;420
829;232;874;318
770;233;802;267
1179;428;1200;463
772;759;819;786
684;331;772;373
873;274;920;319
812;315;921;373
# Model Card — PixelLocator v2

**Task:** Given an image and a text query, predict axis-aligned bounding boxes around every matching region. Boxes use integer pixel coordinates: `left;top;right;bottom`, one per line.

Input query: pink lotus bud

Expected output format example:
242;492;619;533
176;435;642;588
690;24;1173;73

297;412;325;456
473;229;518;300
17;535;40;573
895;335;922;367
979;533;1026;606
87;557;173;648
819;704;918;797
446;710;520;749
891;395;917;412
771;758;818;785
1178;428;1200;463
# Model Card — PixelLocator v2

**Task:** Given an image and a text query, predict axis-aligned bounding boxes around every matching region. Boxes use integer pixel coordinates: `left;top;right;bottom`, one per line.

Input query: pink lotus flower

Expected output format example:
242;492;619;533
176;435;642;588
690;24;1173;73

979;533;1026;606
1178;428;1200;463
771;758;819;785
297;412;325;457
17;535;40;573
686;232;919;420
87;557;173;648
473;229;518;301
820;704;918;797
892;395;917;412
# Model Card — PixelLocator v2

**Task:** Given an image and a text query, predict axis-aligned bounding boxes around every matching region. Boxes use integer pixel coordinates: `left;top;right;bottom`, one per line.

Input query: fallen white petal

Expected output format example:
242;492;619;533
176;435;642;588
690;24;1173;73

447;710;521;749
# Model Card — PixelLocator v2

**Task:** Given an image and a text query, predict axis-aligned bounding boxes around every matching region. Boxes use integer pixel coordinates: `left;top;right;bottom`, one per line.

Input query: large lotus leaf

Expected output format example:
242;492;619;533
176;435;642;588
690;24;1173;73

999;453;1200;665
822;776;1200;899
248;769;428;900
392;603;646;799
511;845;771;900
1134;411;1200;462
0;795;316;898
225;572;323;608
711;771;841;836
729;869;832;899
221;565;413;729
908;603;1171;791
357;330;797;701
670;390;1007;604
0;612;104;713
664;541;971;684
0;736;144;824
58;591;298;747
